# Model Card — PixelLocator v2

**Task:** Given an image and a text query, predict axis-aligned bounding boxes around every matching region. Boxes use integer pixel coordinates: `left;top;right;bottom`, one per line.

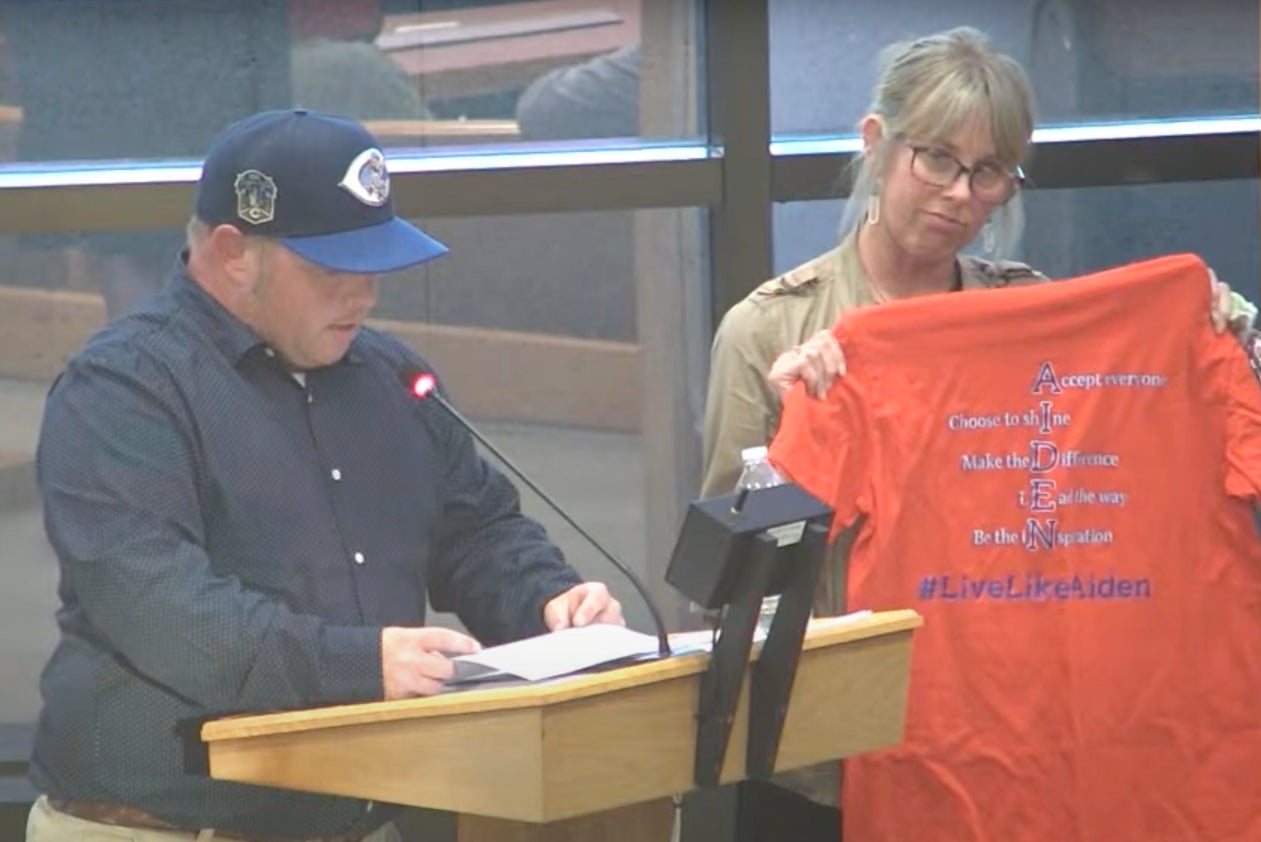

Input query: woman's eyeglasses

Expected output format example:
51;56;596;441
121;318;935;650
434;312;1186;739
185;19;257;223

906;142;1024;204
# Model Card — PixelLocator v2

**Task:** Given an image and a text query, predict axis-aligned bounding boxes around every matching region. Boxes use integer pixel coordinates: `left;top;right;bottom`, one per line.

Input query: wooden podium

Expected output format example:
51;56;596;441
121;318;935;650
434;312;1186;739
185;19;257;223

201;610;921;842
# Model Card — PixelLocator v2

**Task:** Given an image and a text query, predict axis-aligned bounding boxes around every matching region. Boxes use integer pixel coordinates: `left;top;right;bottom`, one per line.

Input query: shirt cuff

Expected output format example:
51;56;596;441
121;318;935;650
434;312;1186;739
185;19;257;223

525;573;585;636
318;625;384;703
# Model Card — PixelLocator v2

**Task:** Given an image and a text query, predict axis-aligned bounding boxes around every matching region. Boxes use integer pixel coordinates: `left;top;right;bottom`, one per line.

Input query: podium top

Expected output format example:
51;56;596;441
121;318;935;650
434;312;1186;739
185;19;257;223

201;609;921;744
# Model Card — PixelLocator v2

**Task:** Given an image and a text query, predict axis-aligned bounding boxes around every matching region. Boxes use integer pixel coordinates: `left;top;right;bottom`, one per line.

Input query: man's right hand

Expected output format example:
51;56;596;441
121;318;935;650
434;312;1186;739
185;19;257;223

381;626;482;699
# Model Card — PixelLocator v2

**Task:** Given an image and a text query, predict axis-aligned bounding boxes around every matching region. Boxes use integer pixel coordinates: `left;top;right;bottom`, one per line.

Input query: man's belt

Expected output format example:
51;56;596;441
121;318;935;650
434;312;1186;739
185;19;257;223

48;796;372;842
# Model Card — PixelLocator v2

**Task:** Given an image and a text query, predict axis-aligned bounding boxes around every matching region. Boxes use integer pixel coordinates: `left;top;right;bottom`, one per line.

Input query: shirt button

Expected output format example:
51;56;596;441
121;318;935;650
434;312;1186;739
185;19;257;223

353;551;365;565
307;392;314;404
331;468;342;482
264;347;276;358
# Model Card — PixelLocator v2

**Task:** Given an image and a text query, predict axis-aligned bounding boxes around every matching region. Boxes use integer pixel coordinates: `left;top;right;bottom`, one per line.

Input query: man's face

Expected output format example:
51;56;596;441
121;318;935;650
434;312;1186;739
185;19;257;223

243;242;378;370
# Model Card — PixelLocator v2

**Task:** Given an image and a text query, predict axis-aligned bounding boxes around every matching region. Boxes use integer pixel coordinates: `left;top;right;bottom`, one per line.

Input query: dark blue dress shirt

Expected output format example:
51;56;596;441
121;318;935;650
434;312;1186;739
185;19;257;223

30;256;582;838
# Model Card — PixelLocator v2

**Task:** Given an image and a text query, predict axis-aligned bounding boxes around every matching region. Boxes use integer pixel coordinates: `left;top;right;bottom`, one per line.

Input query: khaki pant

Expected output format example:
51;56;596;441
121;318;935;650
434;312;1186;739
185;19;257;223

26;795;402;842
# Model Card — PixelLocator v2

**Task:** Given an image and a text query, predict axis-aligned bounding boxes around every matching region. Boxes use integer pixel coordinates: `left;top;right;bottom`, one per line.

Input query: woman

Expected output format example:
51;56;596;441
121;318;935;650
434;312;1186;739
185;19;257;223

701;27;1053;625
699;26;1253;839
696;27;1050;836
701;25;1250;553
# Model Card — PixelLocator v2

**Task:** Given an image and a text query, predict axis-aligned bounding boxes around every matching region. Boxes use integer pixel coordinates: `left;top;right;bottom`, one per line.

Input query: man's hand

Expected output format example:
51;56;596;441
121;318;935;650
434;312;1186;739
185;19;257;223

542;582;624;631
381;626;482;700
767;329;846;399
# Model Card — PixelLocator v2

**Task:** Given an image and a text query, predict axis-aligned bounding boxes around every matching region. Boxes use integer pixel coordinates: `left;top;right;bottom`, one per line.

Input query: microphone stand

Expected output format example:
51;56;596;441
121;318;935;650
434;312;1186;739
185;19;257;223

400;366;673;659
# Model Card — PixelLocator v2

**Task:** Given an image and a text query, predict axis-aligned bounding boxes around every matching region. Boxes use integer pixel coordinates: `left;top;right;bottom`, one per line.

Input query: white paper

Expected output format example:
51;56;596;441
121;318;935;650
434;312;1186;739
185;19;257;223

808;609;873;630
665;629;722;652
450;623;662;684
446;610;879;687
662;609;875;655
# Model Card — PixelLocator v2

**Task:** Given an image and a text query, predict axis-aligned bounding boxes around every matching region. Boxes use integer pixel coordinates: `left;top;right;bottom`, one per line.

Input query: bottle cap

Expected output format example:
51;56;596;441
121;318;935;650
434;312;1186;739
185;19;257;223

741;445;769;461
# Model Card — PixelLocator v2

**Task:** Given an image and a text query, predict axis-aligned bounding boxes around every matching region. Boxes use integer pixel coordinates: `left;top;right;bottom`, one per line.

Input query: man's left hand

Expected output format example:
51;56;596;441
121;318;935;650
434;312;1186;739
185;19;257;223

543;582;624;631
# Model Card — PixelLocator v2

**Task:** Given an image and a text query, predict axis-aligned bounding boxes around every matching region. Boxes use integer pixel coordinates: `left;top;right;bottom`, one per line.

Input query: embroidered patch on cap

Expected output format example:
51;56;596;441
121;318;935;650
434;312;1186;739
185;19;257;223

338;148;390;207
234;170;278;225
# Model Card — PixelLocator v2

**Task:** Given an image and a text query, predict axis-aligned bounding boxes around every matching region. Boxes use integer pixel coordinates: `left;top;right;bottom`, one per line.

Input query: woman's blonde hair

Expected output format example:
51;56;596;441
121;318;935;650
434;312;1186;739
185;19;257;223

839;27;1036;257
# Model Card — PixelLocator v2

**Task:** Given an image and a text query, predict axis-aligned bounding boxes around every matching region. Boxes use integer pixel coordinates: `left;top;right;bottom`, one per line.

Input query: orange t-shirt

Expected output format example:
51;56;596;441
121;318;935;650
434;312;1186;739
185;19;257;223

768;253;1261;842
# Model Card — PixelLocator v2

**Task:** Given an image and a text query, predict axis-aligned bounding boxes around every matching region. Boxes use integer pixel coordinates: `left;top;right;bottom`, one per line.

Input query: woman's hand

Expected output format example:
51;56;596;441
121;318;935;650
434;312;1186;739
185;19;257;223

767;329;846;399
1210;272;1257;336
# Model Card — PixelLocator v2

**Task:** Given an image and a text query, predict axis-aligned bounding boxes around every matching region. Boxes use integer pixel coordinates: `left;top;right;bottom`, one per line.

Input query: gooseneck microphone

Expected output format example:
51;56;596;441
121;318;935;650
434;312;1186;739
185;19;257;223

398;365;672;659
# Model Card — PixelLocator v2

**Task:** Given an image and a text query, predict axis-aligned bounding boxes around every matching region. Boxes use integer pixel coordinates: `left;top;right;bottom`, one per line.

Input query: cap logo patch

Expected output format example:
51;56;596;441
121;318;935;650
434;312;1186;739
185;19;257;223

234;169;277;225
338;148;390;207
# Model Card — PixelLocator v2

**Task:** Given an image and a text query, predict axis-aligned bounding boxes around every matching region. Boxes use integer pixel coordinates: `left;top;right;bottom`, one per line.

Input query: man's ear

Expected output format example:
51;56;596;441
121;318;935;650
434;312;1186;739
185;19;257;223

206;224;259;289
860;114;885;155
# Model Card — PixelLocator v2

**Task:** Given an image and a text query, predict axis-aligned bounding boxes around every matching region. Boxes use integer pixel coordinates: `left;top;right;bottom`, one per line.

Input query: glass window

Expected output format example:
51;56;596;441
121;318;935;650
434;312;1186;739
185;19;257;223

378;211;641;340
0;1;293;167
0;0;699;173
768;0;1258;137
0;430;53;726
771;179;1260;296
1022;180;1260;290
0;206;709;724
398;209;711;633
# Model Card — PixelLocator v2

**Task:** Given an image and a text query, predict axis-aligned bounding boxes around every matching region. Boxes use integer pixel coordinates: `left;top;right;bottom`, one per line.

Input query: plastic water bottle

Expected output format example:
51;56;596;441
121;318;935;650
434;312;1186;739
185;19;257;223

734;445;785;637
735;445;784;492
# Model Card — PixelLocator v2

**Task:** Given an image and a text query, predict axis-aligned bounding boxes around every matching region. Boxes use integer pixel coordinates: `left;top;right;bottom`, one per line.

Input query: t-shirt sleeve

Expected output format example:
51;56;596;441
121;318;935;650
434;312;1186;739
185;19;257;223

768;376;871;539
1220;331;1261;499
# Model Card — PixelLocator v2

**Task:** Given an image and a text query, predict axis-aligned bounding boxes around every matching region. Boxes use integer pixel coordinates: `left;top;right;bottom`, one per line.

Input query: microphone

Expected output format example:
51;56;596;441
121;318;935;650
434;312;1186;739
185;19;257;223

397;364;673;659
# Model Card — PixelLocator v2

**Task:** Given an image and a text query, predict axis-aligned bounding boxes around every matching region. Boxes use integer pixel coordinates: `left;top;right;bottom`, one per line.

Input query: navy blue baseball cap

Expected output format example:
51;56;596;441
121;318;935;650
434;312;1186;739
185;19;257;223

194;109;448;273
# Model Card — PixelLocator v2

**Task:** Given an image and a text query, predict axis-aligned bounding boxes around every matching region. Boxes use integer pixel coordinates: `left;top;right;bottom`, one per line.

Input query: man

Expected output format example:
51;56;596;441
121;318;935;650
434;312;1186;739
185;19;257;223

28;109;622;842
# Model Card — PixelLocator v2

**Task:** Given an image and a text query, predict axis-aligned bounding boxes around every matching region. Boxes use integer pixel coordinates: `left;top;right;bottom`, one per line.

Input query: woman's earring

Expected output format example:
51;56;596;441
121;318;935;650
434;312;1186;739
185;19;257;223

982;219;996;254
865;188;881;226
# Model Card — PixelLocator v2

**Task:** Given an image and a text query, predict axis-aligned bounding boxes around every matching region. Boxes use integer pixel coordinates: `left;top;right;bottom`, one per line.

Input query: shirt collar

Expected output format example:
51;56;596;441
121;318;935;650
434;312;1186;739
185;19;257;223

835;226;967;303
